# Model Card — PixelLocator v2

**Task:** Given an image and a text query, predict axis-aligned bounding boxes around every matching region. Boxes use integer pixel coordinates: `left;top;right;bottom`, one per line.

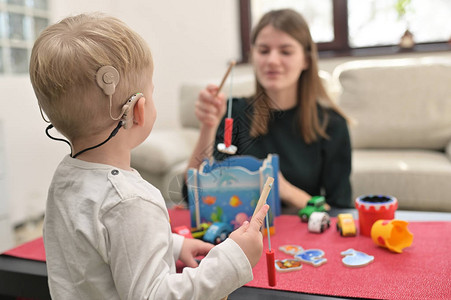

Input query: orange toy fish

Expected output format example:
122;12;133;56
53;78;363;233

202;196;216;205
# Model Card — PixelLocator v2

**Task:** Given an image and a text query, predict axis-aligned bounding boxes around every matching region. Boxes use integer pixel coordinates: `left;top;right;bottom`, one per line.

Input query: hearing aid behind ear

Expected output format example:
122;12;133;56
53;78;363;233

96;66;120;96
121;93;143;129
96;66;142;129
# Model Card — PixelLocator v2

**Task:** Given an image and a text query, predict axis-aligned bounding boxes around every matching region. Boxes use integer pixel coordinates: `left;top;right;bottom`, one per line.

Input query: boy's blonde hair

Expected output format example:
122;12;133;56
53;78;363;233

29;13;153;141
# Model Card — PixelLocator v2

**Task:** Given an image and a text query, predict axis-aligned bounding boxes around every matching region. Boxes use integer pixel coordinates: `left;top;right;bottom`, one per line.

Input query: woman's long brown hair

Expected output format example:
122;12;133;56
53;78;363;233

249;9;347;143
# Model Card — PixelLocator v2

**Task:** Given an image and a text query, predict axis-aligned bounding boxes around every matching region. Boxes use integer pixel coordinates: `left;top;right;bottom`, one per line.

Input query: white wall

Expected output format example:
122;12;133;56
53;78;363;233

0;0;241;225
50;0;242;129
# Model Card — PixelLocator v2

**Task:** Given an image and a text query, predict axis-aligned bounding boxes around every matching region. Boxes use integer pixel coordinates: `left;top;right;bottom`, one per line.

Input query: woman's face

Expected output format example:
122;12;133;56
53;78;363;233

252;25;308;95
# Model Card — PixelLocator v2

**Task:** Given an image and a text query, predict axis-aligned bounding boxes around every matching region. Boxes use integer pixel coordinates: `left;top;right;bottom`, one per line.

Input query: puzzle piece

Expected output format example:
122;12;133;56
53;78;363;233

278;245;304;256
341;248;374;268
295;249;327;267
275;259;302;272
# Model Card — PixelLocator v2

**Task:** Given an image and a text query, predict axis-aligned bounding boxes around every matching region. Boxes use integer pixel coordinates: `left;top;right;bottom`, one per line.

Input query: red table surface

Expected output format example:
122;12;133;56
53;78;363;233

247;215;451;300
4;209;451;299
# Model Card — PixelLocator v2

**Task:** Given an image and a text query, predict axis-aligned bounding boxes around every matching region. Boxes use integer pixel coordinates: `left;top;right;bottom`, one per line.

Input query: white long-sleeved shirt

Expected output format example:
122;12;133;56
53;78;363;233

44;155;252;299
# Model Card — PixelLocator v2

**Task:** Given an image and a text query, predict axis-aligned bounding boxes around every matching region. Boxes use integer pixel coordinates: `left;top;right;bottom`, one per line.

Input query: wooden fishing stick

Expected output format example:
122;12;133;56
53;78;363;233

252;177;274;218
221;177;275;300
253;176;276;286
215;60;236;97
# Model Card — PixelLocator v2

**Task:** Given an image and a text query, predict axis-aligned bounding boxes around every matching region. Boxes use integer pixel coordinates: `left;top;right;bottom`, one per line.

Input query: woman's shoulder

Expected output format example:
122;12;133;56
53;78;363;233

318;105;350;139
320;105;347;126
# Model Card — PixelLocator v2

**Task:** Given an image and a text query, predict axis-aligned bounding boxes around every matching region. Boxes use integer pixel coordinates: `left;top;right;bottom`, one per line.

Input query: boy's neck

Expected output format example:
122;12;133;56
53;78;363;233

72;130;133;170
74;148;132;170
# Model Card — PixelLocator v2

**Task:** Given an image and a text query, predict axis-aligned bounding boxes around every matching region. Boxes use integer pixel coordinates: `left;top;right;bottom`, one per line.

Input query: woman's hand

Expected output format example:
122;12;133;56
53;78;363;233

186;84;228;171
195;84;227;129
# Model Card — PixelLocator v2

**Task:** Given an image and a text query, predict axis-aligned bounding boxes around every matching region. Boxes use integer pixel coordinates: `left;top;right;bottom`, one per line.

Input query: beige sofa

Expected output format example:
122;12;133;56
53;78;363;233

334;57;451;212
132;57;451;212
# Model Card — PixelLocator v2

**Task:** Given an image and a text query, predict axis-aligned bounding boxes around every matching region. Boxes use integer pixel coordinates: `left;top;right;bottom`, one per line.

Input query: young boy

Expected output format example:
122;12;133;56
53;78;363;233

29;13;269;299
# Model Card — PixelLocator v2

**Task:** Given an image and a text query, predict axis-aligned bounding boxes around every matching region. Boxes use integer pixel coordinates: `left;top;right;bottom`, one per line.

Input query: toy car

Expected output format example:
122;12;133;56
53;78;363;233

172;225;193;239
308;212;330;233
203;222;233;244
191;223;210;239
336;213;357;237
298;196;327;222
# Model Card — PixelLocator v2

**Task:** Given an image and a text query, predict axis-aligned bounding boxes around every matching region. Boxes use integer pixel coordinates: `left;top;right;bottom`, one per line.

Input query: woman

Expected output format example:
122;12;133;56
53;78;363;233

187;9;352;210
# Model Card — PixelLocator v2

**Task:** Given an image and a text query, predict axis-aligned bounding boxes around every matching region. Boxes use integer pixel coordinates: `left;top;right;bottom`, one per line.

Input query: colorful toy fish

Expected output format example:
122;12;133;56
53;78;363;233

202;195;216;205
279;245;304;256
275;259;302;272
295;249;327;267
229;195;242;207
340;248;374;267
231;212;249;229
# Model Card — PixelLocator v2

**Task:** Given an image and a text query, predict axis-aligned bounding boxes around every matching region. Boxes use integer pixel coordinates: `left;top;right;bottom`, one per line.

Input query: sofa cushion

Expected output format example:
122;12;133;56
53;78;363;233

446;140;451;162
131;128;199;174
352;149;451;212
334;57;451;150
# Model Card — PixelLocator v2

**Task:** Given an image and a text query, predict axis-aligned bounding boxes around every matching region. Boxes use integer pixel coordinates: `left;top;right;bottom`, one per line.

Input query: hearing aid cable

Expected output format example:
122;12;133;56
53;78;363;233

46;121;123;158
45;92;142;158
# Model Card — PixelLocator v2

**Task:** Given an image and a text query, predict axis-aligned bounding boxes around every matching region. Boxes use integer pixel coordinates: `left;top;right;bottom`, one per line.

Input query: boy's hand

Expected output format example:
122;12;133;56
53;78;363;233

179;238;214;268
195;84;227;128
229;204;269;268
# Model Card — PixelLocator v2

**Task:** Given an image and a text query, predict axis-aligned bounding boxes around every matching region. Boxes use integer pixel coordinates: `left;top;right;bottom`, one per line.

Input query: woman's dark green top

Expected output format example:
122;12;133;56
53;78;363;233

213;97;352;208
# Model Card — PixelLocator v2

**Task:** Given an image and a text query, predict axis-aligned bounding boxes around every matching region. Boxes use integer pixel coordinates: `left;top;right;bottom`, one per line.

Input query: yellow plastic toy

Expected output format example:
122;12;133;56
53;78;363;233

371;219;413;253
336;213;357;237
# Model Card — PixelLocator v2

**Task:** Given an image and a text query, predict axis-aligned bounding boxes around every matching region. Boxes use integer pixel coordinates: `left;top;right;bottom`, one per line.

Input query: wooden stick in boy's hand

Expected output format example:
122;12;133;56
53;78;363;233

223;204;269;300
251;176;276;286
252;177;274;218
229;203;269;267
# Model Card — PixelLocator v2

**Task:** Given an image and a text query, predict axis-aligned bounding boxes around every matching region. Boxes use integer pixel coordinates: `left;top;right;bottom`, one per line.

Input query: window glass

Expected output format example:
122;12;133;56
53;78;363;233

7;0;25;5
8;13;26;40
33;16;47;39
1;0;49;73
0;12;5;39
28;0;47;9
251;0;334;43
10;47;28;73
0;48;4;73
348;0;451;47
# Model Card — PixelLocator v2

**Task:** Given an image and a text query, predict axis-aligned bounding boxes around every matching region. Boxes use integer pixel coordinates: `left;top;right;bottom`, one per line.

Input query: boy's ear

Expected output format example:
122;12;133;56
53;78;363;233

133;97;146;127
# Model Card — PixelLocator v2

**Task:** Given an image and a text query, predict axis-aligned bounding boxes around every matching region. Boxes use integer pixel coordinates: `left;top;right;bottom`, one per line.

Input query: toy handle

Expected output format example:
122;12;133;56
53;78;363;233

224;118;233;147
266;249;276;286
